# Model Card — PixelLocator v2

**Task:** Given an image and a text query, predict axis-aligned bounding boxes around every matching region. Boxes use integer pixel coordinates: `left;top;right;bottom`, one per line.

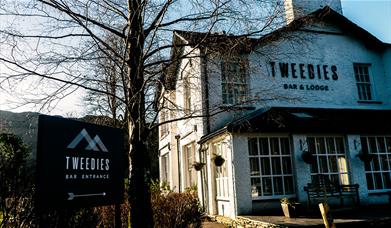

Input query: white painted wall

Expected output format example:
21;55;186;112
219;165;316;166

203;29;391;133
158;20;391;217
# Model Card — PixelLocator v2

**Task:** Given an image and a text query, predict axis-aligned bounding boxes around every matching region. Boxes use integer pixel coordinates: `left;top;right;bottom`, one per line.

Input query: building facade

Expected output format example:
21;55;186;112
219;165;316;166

158;0;391;218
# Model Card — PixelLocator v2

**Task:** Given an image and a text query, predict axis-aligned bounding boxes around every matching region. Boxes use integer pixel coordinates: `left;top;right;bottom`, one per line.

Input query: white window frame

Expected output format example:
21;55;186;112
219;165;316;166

361;136;391;192
307;136;350;185
160;153;170;184
184;75;192;115
214;141;229;199
248;136;295;200
221;58;248;105
160;109;169;138
183;142;196;188
354;63;374;101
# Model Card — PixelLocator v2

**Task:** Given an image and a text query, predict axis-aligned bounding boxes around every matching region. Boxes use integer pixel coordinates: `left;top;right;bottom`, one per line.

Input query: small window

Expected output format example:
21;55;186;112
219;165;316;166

183;143;197;188
354;64;373;101
221;58;248;105
161;154;170;183
160;109;169;137
184;76;192;115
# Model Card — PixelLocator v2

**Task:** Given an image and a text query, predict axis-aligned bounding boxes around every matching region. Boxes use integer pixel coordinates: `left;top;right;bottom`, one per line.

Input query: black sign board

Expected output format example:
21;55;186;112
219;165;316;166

36;115;124;210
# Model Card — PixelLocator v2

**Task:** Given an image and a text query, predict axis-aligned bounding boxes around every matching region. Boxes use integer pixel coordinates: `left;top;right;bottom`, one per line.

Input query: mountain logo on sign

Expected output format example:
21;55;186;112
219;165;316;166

67;128;108;152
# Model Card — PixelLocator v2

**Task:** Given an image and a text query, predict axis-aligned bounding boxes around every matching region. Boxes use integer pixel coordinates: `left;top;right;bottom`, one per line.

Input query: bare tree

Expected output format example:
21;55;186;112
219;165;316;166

0;0;289;226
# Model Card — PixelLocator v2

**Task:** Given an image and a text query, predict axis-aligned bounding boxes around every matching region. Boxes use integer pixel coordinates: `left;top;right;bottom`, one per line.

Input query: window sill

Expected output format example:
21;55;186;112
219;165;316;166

357;100;382;104
160;132;169;140
216;197;230;202
252;194;295;201
219;105;256;111
368;190;391;195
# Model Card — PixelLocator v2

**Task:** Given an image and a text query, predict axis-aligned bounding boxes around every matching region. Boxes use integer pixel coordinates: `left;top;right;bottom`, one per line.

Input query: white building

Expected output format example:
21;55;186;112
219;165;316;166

158;0;391;218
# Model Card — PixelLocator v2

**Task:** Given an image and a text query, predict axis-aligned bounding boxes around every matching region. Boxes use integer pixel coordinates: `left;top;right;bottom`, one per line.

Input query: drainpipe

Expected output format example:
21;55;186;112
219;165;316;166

175;134;181;192
201;48;211;134
198;144;205;208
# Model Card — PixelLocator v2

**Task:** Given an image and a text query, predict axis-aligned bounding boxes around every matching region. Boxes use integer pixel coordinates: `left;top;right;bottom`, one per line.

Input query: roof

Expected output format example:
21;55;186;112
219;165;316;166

199;107;391;143
254;6;388;48
164;7;390;91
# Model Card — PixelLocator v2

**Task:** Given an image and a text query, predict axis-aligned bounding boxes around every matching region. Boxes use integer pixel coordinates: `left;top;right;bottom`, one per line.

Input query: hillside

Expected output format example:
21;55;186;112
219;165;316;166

0;110;39;164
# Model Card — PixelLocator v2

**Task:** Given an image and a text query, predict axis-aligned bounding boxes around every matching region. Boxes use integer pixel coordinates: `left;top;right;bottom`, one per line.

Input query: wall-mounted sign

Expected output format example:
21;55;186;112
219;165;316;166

268;62;339;92
36;115;124;210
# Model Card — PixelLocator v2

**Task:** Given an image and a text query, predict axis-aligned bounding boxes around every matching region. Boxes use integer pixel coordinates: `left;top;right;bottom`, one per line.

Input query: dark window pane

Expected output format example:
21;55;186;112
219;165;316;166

261;158;271;175
366;173;374;190
319;156;329;173
373;155;381;171
311;157;319;173
270;138;280;155
383;172;391;189
363;67;368;76
361;137;368;154
386;137;391;152
329;156;338;172
378;137;386;153
282;157;292;174
259;138;269;155
250;158;260;176
364;160;372;171
280;138;290;155
335;137;344;154
273;177;283;195
374;173;383;189
326;137;336;154
248;138;258;156
369;137;377;153
329;174;339;185
308;137;316;154
284;176;294;195
262;177;272;196
381;155;389;171
272;157;282;175
317;137;326;154
251;178;261;197
251;177;261;186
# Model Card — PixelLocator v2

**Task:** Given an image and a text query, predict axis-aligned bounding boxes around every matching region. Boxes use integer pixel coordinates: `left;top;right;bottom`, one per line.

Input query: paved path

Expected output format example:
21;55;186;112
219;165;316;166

202;221;227;227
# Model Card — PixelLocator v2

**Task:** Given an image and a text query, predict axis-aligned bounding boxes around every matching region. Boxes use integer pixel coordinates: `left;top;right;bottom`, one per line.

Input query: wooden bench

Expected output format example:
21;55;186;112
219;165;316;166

304;174;360;208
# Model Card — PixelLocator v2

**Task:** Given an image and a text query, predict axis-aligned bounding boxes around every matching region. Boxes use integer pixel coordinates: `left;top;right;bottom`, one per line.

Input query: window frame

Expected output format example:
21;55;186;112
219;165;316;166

183;75;192;116
360;136;391;192
306;136;350;186
221;57;249;106
160;153;170;184
248;136;295;200
353;63;375;102
183;142;197;188
160;109;169;138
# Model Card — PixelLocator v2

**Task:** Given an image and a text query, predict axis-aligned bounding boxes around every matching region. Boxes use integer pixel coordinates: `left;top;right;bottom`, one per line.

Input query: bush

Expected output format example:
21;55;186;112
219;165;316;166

0;133;34;227
151;182;204;228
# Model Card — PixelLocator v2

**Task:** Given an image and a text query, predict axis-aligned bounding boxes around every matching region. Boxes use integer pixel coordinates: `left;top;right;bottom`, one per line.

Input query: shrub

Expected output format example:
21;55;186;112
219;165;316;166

0;133;34;227
151;182;204;228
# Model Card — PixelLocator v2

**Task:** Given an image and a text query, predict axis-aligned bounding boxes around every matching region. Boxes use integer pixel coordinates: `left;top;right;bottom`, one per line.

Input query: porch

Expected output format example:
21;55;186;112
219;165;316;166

210;205;391;227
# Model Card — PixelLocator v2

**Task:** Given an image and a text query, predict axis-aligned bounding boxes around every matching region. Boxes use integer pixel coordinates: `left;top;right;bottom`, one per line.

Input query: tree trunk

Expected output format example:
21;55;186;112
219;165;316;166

127;1;153;226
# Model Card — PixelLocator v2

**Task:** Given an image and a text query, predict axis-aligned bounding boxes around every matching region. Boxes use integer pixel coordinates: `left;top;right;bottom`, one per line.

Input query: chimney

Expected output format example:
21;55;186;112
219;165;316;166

284;0;343;24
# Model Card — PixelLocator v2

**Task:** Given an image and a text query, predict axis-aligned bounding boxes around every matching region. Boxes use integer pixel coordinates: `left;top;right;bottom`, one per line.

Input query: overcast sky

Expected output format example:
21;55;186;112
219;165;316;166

1;0;390;117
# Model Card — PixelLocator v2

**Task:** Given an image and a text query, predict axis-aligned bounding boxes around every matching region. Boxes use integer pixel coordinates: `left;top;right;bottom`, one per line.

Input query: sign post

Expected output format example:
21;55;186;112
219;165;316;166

36;115;124;211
